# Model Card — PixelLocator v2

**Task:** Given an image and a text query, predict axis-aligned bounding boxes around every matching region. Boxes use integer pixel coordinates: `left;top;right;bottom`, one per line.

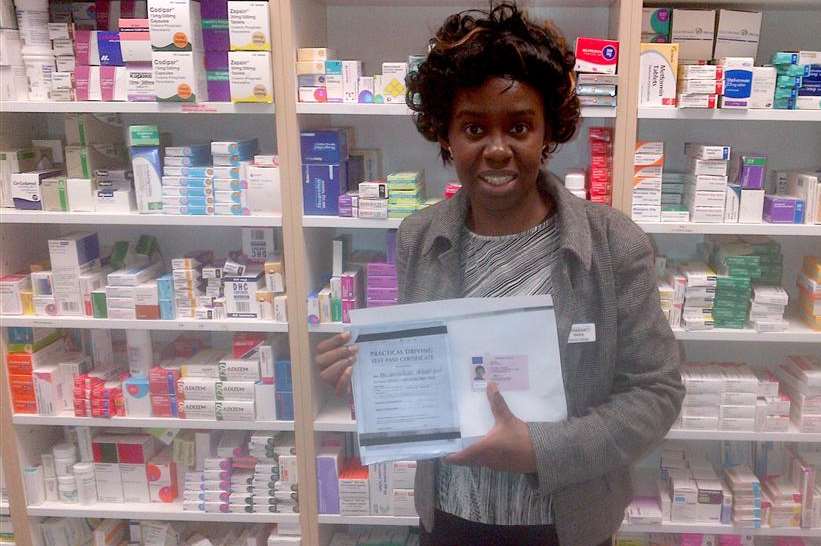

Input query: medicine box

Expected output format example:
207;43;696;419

152;51;207;102
224;269;264;318
119;18;152;62
573;37;619;74
381;62;408;104
11;170;64;210
642;8;671;43
713;10;762;59
228;51;273;103
671;9;716;61
227;1;270;51
303;163;348;216
147;0;203;52
65;144;127;179
300;130;349;164
639;43;679;107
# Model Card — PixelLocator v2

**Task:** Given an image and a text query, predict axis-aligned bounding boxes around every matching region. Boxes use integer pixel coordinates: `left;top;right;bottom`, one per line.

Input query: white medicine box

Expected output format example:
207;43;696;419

713;10;762;59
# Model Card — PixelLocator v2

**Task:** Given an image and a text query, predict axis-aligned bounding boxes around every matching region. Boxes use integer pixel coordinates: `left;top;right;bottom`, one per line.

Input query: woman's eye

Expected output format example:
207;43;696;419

465;124;484;136
510;123;529;135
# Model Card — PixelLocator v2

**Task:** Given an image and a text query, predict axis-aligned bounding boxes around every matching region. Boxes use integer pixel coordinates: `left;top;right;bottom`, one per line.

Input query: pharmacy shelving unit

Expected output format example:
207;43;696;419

0;4;315;544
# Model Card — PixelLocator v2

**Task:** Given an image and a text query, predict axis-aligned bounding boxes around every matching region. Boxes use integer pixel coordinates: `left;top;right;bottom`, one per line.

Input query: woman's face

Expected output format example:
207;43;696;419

444;77;548;216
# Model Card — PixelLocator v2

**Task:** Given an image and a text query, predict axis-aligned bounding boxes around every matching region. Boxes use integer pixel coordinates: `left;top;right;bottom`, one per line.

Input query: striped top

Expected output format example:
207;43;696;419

437;214;561;525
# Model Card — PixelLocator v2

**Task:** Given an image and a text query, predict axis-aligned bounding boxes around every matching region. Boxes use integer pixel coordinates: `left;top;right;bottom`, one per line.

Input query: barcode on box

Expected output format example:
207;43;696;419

234;302;250;313
62;301;79;313
251;230;265;241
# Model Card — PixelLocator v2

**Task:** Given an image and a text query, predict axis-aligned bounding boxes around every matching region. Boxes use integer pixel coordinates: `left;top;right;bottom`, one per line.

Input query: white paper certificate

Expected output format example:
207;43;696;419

352;321;462;465
350;296;567;464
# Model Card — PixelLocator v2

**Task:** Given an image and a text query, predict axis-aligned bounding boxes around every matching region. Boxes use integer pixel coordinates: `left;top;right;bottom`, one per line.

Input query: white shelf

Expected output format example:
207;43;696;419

666;425;821;443
315;398;355;432
309;321;819;341
620;522;821;537
672;318;818;343
308;323;348;334
639;222;821;236
639;107;821;122
0;315;288;333
0;101;274;115
303;216;402;229
26;501;299;523
296;102;616;118
317;399;821;442
12;412;294;431
318;514;420;526
0;210;282;227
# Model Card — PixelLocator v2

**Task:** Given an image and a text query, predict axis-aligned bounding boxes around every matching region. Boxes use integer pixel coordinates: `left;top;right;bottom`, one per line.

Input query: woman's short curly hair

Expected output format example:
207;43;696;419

406;2;580;163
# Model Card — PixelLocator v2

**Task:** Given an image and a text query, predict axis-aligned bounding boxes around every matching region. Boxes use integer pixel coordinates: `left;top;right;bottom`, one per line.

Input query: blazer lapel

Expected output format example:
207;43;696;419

551;252;581;416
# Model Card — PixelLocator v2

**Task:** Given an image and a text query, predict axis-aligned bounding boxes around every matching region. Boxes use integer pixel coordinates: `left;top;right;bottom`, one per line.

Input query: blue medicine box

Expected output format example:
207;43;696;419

274;360;293;391
303;162;348;215
97;32;124;66
300;129;349;164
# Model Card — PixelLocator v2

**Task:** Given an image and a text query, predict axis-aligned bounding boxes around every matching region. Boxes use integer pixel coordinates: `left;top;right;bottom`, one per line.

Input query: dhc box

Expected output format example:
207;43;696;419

300;129;349;164
303;163;348;215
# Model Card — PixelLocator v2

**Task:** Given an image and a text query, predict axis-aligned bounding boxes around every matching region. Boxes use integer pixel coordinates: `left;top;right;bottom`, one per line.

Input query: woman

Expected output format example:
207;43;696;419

316;4;684;545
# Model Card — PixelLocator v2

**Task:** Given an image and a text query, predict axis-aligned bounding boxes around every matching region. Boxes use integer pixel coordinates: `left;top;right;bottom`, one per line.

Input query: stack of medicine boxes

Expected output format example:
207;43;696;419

707;241;756;330
203;0;231;101
164;143;212;213
726;465;761;528
685;144;730;223
632;141;664;222
148;0;207;103
173;251;210;319
588;127;613;205
680;261;717;331
129;125;163;214
295;48;335;103
772;51;821;110
677;64;723;110
183;454;232;512
212;139;257;215
301;129;349;216
386;171;424;220
227;1;273;103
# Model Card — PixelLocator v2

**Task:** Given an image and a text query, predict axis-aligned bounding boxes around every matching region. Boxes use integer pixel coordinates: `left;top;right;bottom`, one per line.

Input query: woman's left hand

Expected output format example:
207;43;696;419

444;383;537;474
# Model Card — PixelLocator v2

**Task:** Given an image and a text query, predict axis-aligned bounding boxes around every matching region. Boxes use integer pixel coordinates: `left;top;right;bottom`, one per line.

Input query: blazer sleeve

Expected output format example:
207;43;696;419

527;219;684;495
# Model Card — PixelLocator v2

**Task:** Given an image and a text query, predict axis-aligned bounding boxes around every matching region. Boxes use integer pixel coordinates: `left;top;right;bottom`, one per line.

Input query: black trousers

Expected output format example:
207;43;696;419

420;509;612;546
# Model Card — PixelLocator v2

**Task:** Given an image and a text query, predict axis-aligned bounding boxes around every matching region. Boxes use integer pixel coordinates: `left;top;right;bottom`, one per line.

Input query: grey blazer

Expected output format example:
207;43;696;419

395;171;684;545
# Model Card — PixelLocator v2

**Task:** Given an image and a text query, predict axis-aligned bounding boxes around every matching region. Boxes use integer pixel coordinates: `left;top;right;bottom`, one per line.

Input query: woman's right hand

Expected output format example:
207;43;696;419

316;331;358;395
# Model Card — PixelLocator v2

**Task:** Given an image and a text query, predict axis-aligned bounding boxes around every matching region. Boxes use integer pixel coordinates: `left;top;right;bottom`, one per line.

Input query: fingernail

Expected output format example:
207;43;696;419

349;345;358;355
341;331;351;340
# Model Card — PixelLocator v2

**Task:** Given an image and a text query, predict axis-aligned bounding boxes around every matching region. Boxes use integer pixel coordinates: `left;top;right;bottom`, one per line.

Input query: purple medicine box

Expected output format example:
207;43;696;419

201;20;229;51
366;299;397;308
316;448;342;514
205;50;229;71
367;287;399;301
206;71;230;101
737;153;767;190
763;195;803;224
366;262;397;277
338;192;355;217
366;275;398;289
200;0;228;19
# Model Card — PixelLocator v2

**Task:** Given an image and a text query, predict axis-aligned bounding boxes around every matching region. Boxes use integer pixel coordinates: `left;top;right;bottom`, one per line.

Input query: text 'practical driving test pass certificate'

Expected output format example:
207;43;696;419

352;321;462;464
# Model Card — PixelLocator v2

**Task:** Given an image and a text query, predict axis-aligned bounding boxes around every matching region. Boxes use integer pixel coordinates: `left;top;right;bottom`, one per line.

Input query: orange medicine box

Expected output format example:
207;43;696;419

9;373;35;399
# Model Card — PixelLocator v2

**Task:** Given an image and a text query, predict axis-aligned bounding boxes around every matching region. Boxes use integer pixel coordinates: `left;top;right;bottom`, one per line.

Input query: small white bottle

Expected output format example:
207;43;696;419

564;170;587;200
73;462;97;505
57;475;79;503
